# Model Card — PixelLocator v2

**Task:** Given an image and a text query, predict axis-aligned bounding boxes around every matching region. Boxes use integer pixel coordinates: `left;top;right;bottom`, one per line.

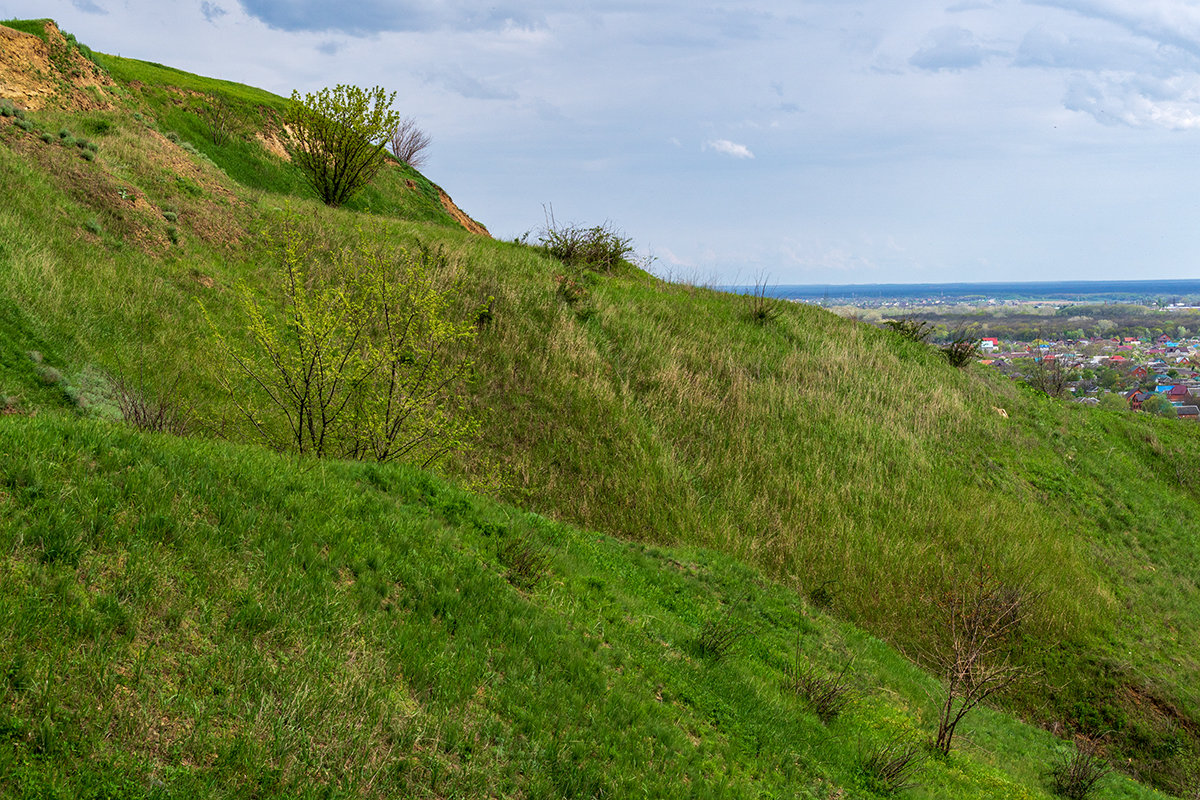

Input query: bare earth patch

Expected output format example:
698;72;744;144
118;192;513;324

438;188;491;237
0;21;114;111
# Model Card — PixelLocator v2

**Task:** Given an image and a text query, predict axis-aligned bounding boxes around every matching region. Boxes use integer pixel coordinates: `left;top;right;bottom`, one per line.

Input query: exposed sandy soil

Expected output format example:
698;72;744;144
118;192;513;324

254;129;291;160
0;21;114;111
438;188;491;237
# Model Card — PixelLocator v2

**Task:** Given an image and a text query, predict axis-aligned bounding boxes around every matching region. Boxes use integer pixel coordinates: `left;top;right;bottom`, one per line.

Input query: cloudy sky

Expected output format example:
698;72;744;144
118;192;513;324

7;0;1200;284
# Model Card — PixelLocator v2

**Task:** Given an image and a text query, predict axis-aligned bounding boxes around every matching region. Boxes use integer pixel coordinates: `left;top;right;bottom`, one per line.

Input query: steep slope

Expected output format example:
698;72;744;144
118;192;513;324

0;413;1174;799
1;18;1199;795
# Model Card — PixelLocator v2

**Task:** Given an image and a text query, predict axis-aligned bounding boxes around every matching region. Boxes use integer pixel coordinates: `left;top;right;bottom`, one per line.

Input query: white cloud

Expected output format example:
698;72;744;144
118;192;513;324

1064;72;1200;129
909;25;998;71
705;139;754;159
1028;0;1200;57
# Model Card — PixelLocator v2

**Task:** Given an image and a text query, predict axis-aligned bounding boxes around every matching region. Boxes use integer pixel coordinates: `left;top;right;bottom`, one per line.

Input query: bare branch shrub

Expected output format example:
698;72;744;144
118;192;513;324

1049;737;1111;799
861;735;926;795
784;656;856;723
1027;356;1070;398
204;94;236;145
883;317;934;344
942;327;981;368
389;116;431;169
747;274;782;325
114;373;190;435
927;567;1039;755
499;535;552;591
697;617;746;661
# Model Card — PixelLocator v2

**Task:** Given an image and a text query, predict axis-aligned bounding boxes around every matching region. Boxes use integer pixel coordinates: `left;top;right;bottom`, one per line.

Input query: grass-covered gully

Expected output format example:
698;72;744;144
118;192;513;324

1;16;1199;798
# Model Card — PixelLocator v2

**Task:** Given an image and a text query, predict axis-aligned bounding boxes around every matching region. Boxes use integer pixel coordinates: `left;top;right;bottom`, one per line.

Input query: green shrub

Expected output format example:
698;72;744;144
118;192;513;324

60;136;76;148
79;116;112;136
81;149;95;162
167;225;179;245
84;218;102;236
57;127;70;139
0;100;14;117
539;212;634;273
14;118;33;131
162;210;178;223
39;132;54;144
165;130;180;143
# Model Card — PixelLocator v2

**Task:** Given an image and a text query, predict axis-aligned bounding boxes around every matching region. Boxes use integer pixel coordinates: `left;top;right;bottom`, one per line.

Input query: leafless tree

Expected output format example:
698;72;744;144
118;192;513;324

1027;356;1070;397
927;568;1040;755
390;116;432;169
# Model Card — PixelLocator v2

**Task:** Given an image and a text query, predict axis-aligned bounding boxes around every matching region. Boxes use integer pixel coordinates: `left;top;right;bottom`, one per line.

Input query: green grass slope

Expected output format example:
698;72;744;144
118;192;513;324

1;17;1199;796
0;413;1174;799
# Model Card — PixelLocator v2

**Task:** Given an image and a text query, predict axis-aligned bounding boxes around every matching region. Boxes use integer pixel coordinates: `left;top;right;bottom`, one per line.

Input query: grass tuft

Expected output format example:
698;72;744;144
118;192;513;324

499;534;552;591
861;735;926;795
784;656;856;723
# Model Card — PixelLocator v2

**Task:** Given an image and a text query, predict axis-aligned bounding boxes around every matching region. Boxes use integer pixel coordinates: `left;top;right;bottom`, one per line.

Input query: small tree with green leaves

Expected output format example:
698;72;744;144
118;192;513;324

206;212;478;467
286;84;400;207
1142;393;1177;418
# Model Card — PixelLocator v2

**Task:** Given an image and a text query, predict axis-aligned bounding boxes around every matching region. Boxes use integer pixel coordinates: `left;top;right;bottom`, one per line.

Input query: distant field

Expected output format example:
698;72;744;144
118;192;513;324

728;278;1200;306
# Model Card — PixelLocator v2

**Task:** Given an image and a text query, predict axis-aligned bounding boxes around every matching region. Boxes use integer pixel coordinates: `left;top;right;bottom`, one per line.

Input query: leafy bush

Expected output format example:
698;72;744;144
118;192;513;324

1049;738;1110;799
285;84;400;207
36;365;61;385
538;209;634;274
39;132;53;144
14;118;33;131
79;116;112;136
57;128;69;139
80;150;94;162
84;218;102;236
206;212;478;466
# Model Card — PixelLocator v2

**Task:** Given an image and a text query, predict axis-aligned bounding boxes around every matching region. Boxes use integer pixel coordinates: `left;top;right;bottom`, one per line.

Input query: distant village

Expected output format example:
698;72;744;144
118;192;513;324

979;334;1200;420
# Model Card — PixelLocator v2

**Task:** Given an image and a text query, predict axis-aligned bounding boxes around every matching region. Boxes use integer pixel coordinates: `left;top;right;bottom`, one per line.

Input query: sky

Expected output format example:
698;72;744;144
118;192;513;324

5;0;1200;285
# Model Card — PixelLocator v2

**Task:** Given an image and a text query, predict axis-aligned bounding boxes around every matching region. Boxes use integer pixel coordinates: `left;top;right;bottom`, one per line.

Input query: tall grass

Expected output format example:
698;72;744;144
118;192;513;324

1;33;1199;787
0;413;1175;799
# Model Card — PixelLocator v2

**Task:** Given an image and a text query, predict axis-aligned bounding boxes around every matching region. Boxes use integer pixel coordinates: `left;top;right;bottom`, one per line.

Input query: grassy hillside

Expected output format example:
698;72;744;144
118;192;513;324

1;17;1199;797
0;413;1175;799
